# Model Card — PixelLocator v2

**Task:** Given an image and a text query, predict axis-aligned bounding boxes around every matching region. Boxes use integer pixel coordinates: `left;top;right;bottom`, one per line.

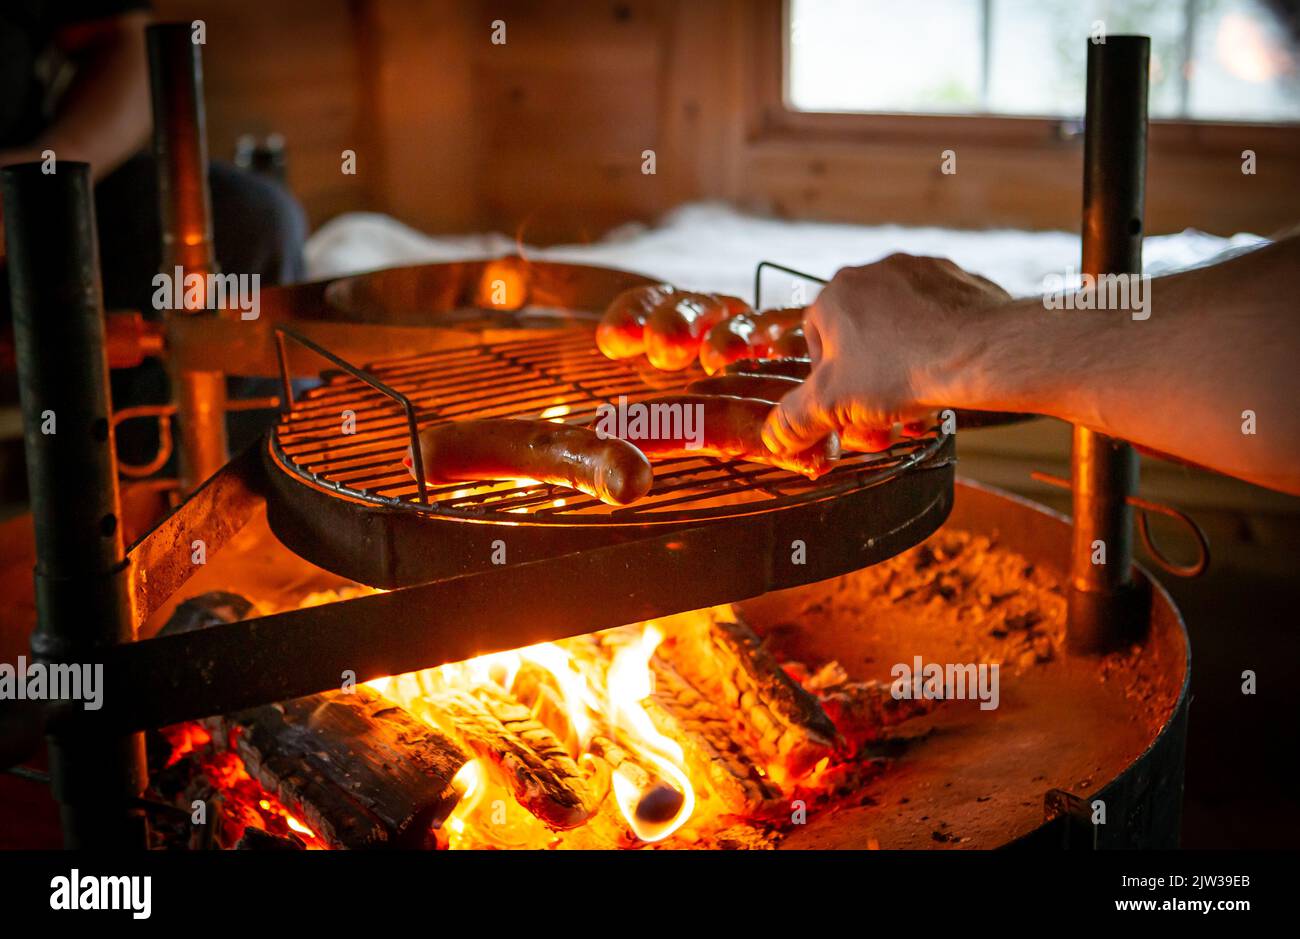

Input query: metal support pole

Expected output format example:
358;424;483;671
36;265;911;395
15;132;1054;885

147;22;228;490
1;162;148;847
1068;35;1150;653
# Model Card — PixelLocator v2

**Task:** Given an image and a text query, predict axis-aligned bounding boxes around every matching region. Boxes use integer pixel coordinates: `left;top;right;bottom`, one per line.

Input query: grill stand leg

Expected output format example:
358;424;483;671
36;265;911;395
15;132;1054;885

1068;35;1151;654
1;163;148;848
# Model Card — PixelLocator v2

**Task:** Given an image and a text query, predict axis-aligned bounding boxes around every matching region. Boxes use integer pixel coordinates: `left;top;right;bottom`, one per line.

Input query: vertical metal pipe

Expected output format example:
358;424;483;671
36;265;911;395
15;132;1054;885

1069;35;1149;653
148;22;215;277
147;22;228;489
1;162;148;847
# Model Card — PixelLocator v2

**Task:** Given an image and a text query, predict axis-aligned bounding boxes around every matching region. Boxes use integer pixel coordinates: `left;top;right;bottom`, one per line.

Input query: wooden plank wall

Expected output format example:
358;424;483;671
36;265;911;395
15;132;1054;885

153;0;373;226
154;0;1299;241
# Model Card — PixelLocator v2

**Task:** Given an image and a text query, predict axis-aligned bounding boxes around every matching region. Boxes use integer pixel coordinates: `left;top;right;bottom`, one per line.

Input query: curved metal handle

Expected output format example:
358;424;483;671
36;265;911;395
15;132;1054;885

111;396;280;481
274;326;429;504
112;403;177;478
1030;471;1209;578
753;261;827;310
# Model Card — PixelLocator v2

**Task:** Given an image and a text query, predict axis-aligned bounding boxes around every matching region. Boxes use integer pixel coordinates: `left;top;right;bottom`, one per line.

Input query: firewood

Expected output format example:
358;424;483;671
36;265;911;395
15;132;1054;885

814;677;937;750
661;612;839;780
587;734;685;828
645;655;783;817
235;827;306;850
425;686;599;830
219;686;468;849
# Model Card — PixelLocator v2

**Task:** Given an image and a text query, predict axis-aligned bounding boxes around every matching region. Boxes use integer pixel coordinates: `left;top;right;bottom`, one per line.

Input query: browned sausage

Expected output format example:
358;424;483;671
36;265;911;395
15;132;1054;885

770;325;808;358
722;357;813;380
607;394;838;479
406;419;653;505
716;294;752;319
698;307;803;375
698;314;761;376
596;284;675;359
644;293;732;371
686;373;803;402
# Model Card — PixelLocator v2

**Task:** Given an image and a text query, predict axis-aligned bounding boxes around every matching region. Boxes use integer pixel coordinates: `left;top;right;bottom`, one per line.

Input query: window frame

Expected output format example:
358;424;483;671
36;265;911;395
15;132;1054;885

753;0;1300;157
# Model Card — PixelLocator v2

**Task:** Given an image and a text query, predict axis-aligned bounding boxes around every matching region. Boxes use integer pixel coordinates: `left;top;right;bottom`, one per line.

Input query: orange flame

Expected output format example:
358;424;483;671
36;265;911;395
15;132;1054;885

367;623;697;847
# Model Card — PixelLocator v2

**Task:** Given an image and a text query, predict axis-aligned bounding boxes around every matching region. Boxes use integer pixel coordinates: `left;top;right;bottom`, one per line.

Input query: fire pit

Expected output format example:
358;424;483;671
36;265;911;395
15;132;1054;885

142;479;1188;852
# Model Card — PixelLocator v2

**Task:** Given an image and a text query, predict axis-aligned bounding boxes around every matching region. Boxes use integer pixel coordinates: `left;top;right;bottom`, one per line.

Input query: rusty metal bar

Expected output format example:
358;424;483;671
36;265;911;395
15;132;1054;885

70;465;951;733
1069;35;1150;653
126;443;268;630
0;162;148;847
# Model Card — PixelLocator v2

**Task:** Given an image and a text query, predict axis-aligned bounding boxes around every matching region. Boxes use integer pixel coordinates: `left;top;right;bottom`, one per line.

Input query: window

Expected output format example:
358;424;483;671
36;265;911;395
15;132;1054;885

787;0;1300;123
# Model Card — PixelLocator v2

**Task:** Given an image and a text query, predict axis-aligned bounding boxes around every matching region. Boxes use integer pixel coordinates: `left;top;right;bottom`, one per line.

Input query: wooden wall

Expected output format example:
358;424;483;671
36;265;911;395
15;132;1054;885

156;0;1300;241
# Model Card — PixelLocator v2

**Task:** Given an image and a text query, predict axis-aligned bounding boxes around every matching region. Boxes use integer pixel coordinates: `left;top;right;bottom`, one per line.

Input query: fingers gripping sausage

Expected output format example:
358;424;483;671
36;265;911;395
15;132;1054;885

609;394;839;479
408;420;653;506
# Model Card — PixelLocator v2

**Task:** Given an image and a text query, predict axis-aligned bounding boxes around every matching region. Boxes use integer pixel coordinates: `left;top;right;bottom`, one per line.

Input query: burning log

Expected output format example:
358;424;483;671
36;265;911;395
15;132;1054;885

587;734;685;830
235;827;306;851
159;592;469;849
801;662;938;750
645;656;783;816
661;612;839;780
219;687;469;849
427;686;598;830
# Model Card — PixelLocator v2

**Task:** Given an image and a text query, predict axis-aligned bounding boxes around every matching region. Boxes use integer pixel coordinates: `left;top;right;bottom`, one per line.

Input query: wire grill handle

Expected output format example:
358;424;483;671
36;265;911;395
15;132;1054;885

753;261;828;310
274;326;429;505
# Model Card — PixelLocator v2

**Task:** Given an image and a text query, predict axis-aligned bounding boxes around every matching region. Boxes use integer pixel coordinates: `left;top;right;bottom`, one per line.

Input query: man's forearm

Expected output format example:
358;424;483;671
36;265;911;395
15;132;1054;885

928;238;1300;494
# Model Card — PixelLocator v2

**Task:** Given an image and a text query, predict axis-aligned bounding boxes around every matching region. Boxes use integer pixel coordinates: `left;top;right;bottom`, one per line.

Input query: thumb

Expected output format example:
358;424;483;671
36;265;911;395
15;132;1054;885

762;372;836;454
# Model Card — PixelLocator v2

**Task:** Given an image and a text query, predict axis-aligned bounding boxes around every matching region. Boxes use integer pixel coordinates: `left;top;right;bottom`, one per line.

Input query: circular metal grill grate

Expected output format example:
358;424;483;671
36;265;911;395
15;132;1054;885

269;328;952;526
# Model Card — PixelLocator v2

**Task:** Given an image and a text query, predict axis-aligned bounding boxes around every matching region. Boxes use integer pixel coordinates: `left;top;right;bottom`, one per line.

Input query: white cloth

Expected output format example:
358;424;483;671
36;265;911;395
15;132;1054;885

304;202;1266;303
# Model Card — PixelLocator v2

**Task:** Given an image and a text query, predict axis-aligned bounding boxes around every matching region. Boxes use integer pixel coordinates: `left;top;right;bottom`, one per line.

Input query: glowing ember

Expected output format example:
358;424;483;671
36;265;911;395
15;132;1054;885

202;750;327;849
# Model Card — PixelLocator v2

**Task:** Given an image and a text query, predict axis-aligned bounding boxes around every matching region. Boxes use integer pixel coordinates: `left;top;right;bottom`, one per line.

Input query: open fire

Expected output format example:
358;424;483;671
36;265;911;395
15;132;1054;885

368;619;708;848
146;528;1157;851
166;598;924;850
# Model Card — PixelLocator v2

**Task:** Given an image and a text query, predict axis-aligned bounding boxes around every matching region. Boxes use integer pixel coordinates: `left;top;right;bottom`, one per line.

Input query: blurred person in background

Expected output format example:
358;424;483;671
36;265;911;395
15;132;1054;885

0;1;307;459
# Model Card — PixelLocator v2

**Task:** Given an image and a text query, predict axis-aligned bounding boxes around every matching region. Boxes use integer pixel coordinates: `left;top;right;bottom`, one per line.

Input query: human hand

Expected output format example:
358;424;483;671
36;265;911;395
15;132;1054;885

762;253;1011;454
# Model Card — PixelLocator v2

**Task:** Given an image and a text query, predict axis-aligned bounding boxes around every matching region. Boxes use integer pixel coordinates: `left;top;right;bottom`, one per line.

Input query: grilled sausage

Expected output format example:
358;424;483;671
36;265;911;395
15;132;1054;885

722;357;813;380
612;394;839;479
770;326;809;358
699;307;804;375
644;292;732;371
596;284;675;359
686;373;803;402
407;419;654;506
716;294;752;319
698;314;760;375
